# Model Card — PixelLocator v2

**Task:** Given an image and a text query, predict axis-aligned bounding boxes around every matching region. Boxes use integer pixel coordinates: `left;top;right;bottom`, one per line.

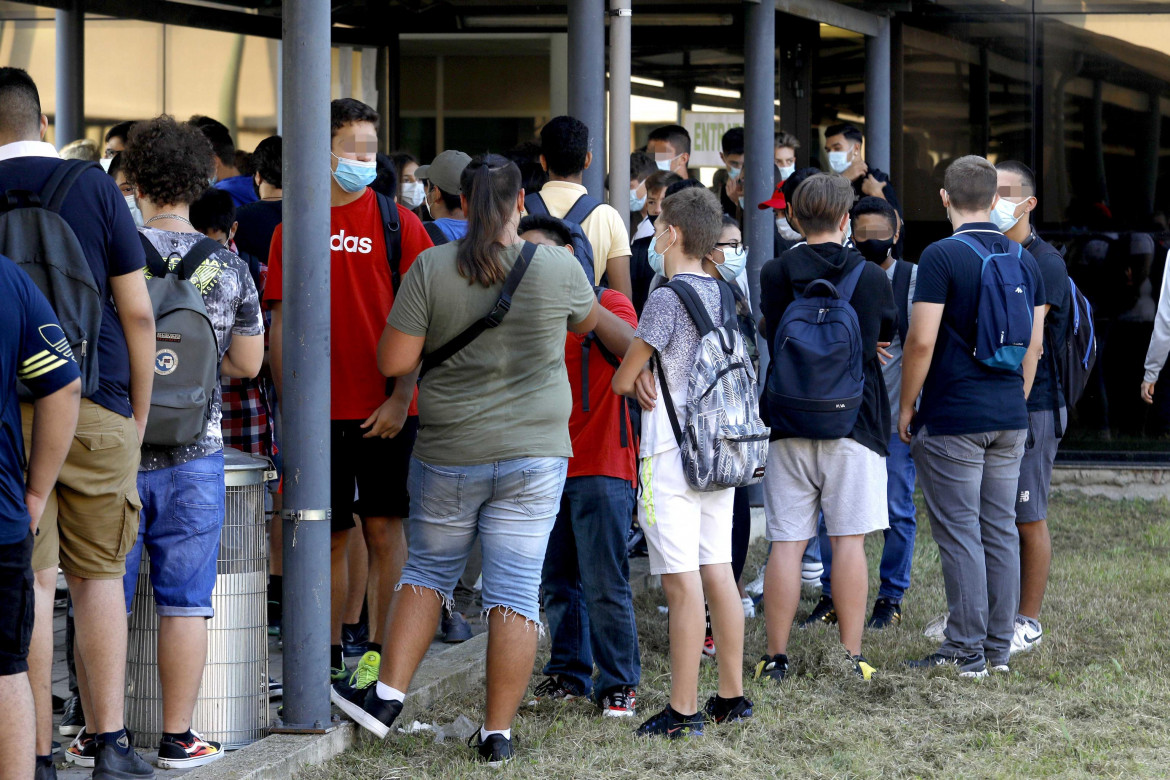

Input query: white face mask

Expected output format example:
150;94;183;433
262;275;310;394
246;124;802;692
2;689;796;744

401;180;425;209
655;158;673;172
728;166;742;180
124;194;143;227
828;149;851;174
779;164;795;181
992;196;1026;233
776;215;801;241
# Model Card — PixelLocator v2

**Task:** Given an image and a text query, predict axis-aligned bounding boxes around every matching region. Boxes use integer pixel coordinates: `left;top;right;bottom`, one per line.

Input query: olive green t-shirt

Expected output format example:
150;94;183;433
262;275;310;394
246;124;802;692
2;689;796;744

388;240;595;466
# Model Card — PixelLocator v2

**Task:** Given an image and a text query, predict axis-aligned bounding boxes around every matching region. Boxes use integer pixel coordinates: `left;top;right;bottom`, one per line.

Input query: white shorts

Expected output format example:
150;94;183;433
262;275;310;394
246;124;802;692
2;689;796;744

763;437;889;542
637;448;734;575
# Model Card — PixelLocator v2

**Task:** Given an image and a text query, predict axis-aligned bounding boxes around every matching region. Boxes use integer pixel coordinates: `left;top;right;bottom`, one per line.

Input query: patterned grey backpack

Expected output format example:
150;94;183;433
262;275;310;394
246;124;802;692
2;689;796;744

654;279;769;491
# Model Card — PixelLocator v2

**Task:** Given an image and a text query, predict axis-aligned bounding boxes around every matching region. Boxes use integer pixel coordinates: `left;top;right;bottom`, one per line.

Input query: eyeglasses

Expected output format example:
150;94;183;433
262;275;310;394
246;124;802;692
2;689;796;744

715;240;744;252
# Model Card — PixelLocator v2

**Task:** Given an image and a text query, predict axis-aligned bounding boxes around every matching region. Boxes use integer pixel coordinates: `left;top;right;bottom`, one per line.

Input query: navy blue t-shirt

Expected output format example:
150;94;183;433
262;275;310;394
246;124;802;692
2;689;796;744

913;223;1046;436
1023;231;1070;413
0;156;147;417
1;255;81;543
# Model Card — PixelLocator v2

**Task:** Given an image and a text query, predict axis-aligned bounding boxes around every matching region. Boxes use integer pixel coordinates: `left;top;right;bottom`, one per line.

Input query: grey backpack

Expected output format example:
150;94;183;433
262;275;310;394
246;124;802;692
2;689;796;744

138;233;220;447
654;279;770;492
0;160;103;397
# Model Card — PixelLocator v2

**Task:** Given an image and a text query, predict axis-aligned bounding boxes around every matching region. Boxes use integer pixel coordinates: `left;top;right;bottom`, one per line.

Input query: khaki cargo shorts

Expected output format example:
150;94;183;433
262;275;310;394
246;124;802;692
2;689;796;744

21;399;141;578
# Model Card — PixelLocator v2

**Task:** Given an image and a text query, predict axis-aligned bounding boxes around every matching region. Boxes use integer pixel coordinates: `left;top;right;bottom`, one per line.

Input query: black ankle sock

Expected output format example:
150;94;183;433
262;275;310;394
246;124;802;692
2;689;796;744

342;621;361;636
97;729;131;754
714;694;745;707
367;642;382;654
667;705;699;720
268;575;282;603
330;644;343;668
163;730;193;742
35;755;52;767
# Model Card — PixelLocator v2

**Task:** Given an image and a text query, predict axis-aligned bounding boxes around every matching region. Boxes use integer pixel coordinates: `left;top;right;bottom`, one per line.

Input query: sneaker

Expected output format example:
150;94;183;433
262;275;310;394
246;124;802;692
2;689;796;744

636;706;704;739
740;596;756;619
744;572;765;599
990;662;1011;673
532;675;580;702
849;653;877;680
867;598;902;630
1009;616;1043;656
156;730;222;769
341;623;369;658
34;757;56;780
59;694;82;736
800;594;838;628
92;734;154;779
905;652;989;679
801;559;824;588
331;650;382;706
64;730;97;768
702;635;717;658
442;611;473;643
332;685;403;739
330;665;348;683
268;677;283;700
753;653;789;682
923;613;948;642
599;687;637;718
703;695;753;724
468;731;514;765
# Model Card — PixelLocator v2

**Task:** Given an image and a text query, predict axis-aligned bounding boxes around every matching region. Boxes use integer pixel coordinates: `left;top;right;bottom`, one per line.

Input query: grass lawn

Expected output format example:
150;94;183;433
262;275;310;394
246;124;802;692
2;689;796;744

302;493;1170;779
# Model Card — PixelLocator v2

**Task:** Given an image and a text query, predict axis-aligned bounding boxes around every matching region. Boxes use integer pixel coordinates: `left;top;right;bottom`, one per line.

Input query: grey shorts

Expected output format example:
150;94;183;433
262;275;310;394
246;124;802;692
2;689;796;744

1015;407;1065;524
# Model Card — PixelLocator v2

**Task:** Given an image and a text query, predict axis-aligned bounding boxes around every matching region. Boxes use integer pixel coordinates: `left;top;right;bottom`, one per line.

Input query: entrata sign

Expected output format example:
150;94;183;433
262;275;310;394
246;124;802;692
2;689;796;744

682;111;744;168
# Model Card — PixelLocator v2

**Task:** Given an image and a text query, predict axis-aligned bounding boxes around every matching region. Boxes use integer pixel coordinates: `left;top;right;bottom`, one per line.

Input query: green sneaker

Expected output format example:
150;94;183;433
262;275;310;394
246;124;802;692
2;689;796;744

332;651;381;706
330;665;348;683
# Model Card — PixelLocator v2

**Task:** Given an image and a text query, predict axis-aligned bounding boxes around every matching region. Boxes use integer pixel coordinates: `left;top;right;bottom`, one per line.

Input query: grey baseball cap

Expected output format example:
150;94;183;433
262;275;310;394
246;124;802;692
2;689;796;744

415;150;472;196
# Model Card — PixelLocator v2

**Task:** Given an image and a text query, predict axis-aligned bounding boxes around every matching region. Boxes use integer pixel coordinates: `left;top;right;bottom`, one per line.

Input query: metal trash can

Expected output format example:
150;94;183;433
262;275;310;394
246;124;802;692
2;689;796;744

125;449;274;750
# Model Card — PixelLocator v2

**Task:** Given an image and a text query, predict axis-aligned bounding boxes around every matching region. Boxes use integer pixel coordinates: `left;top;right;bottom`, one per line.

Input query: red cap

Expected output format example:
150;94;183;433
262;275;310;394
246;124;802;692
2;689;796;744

758;181;786;211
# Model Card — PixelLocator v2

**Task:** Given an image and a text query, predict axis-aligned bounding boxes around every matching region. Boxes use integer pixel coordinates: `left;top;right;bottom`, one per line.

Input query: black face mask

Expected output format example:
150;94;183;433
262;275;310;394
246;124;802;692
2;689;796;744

856;237;894;264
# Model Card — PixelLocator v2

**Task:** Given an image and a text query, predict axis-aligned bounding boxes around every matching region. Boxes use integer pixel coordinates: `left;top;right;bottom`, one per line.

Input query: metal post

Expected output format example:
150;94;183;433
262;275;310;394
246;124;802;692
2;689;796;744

278;0;332;733
376;33;400;153
568;0;606;199
864;15;890;173
607;0;631;232
744;0;775;321
54;0;84;147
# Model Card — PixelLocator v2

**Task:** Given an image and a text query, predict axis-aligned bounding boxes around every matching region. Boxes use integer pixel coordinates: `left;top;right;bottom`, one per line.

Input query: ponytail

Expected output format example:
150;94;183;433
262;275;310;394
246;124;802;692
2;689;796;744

456;154;522;287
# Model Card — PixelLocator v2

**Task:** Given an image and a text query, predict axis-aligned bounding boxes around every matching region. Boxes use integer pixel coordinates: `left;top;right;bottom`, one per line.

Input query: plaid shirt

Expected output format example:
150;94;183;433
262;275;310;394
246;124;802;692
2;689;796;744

220;375;273;456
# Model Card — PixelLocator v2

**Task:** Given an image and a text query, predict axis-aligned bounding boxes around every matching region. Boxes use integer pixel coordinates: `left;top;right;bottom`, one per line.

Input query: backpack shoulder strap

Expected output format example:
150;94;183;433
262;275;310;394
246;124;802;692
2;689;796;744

664;279;717;335
137;232;169;278
375;190;403;292
423;221;449;246
832;258;868;304
419;241;538;378
40;159;99;214
524;192;550;217
177;237;225;281
944;233;991;261
892;259;912;344
564;194;602;226
715;278;738;330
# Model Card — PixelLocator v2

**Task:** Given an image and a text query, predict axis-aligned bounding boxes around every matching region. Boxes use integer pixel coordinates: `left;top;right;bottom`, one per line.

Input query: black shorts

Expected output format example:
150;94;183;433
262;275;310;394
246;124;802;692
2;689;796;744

330;416;418;534
0;532;34;676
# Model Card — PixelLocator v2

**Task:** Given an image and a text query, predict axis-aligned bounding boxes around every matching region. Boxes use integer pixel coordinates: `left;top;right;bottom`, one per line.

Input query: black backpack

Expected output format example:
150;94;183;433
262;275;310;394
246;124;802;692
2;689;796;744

374;190;404;293
423;221;449;247
891;259;913;346
524;192;599;283
0;159;103;398
1051;277;1097;435
579;286;631;449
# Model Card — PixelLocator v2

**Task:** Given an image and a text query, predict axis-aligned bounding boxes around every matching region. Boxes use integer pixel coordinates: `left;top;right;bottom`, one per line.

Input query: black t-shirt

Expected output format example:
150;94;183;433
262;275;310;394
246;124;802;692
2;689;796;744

0;155;146;417
760;242;897;455
913;223;1046;436
234;199;282;293
1023;231;1070;412
629;234;654;316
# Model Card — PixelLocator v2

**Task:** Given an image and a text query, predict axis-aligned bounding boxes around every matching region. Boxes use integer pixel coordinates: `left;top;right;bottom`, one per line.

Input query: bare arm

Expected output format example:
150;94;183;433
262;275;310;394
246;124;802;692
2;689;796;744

25;379;81;533
109;271;155;441
612;337;656;411
378;325;426;378
1022;305;1045;400
594;306;635;357
221;333;264;379
567;300;601;335
269;303;283;397
898;302;944;443
605;255;633;302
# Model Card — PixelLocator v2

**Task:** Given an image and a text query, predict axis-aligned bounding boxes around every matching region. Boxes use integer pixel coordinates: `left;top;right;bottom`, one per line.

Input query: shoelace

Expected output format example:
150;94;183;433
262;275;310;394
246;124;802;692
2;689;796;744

349;654;381;689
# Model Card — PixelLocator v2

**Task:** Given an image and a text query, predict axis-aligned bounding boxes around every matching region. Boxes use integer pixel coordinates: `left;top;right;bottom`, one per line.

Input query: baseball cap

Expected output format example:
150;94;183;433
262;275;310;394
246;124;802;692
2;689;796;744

758;181;786;211
415;149;472;195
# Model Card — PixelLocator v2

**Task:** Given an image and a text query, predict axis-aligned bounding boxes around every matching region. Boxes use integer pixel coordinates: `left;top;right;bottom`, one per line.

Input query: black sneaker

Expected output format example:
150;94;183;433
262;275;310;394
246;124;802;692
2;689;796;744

92;734;154;779
468;731;515;765
34;756;56;780
703;695;754;724
905;652;989;679
800;594;838;628
156;730;222;769
599;687;637;718
341;622;369;657
64;729;97;768
867;598;902;629
59;694;82;736
441;611;473;643
753;653;789;682
636;706;704;739
849;653;877;680
331;684;403;739
532;675;581;702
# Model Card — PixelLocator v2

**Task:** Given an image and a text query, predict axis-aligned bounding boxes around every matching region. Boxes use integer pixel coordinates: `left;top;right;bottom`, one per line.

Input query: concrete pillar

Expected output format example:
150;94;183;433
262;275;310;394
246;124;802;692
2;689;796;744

864;15;890;173
377;34;400;152
278;0;333;733
549;33;569;119
744;0;776;321
54;0;84;147
890;19;903;198
607;0;632;232
568;0;606;198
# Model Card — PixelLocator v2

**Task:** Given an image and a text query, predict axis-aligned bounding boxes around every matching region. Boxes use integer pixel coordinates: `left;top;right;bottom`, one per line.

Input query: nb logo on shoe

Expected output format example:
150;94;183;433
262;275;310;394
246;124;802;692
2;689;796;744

331;230;374;254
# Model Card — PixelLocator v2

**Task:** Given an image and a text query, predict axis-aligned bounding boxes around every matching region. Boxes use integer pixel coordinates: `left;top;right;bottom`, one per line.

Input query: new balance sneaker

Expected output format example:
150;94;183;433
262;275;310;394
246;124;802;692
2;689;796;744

599;687;637;718
753;653;789;682
468;731;514;765
800;595;837;628
744;568;765;599
331;650;382;707
905;652;989;679
703;695;753;724
59;694;82;736
702;635;717;658
332;685;403;739
156;730;222;769
635;707;704;739
741;596;756;619
867;598;902;630
341;622;369;658
923;613;948;642
801;559;824;589
1010;616;1043;656
532;675;581;702
849;653;877;680
92;733;153;779
64;730;97;768
442;611;473;643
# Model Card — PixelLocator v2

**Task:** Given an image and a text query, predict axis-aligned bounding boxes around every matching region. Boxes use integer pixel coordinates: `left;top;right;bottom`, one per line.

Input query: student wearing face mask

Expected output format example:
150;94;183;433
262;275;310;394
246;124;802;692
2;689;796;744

107;151;145;227
417;149;471;246
824;123;903;258
645;124;692;179
710;128;745;219
629;151;657;227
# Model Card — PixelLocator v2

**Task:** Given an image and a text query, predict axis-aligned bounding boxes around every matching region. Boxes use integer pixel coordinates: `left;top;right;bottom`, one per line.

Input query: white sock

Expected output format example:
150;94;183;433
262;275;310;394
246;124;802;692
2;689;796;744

480;725;511;741
375;682;405;703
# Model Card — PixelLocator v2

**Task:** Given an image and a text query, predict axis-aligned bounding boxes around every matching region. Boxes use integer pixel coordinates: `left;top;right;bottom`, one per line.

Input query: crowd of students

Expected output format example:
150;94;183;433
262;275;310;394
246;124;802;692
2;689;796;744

2;60;1168;776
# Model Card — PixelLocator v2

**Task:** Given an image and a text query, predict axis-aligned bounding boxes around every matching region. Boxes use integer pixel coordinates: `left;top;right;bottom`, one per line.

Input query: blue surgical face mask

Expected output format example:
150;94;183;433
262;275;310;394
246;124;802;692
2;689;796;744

992;196;1025;233
828;149;851;174
779;164;795;181
716;245;748;281
843;219;853;244
648;226;675;277
630;188;646;212
331;151;377;193
728;166;742;180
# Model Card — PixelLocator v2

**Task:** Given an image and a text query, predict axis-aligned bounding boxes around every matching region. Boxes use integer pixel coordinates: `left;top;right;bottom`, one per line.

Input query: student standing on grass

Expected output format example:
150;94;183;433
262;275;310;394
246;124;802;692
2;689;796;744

901;155;1045;679
333;155;599;765
612;186;749;739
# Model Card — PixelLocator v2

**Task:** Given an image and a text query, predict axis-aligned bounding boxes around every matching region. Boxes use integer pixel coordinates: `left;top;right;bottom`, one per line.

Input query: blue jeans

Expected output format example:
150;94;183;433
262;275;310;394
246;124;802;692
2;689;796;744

124;451;225;617
541;476;641;700
819;433;916;601
399;456;567;624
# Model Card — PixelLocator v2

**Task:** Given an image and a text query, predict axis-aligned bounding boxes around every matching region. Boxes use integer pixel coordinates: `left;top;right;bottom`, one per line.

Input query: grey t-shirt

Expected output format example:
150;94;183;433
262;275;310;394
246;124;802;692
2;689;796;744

388;240;595;466
884;260;917;429
139;228;263;471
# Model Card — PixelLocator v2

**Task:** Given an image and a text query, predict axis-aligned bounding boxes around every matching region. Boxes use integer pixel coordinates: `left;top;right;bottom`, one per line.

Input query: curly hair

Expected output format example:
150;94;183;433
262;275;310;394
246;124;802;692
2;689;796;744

124;116;215;207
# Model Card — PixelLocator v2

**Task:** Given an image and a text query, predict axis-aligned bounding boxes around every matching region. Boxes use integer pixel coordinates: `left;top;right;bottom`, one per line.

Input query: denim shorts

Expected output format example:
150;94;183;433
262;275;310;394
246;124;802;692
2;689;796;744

123;451;225;618
399;456;568;625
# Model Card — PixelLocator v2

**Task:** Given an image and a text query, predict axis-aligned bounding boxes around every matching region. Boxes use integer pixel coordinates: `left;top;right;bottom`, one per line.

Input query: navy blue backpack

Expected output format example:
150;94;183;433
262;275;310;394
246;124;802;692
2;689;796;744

944;232;1034;371
766;260;866;439
524;192;599;282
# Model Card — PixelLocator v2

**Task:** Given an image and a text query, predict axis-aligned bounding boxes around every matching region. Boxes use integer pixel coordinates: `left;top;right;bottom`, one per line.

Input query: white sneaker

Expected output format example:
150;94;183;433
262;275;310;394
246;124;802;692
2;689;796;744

745;569;765;598
924;613;948;642
1009;617;1043;656
800;560;823;588
741;596;756;619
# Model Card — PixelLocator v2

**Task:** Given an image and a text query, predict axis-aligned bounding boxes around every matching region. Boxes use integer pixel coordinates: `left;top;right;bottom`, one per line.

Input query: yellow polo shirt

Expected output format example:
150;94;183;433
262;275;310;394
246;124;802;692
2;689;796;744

530;180;632;284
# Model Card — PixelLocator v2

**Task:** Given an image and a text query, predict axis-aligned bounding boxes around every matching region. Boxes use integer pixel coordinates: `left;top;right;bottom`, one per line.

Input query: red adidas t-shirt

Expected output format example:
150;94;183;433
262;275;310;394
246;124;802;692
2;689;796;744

565;289;638;482
266;189;432;420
